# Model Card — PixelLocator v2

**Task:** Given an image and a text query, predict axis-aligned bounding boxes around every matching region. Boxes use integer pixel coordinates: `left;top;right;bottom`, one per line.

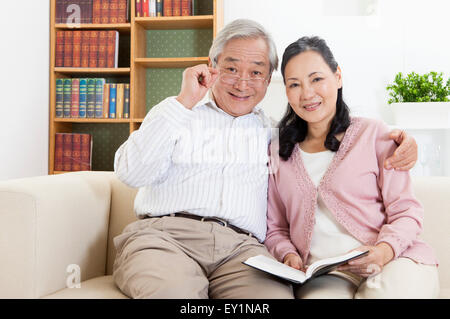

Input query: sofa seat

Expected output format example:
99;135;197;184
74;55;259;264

43;276;128;299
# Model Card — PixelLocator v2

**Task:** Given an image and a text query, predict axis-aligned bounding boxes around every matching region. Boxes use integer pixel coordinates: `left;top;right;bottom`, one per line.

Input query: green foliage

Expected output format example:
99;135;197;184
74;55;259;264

386;71;450;104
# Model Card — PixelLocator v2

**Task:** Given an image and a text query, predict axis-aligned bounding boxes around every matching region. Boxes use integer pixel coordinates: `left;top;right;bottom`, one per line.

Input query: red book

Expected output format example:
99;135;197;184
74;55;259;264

89;31;99;68
173;0;181;16
98;31;108;68
93;0;102;23
54;133;64;171
72;31;82;67
136;0;141;17
142;0;149;17
63;133;73;171
72;134;82;171
118;0;128;23
71;79;80;118
55;31;65;67
80;134;92;171
63;31;73;67
163;0;172;16
109;0;119;23
106;31;118;68
81;31;91;68
56;0;63;23
100;0;109;24
181;0;191;16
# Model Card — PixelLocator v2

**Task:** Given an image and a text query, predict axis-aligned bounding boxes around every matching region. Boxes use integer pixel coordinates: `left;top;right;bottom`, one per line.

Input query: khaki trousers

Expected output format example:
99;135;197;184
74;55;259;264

295;257;440;299
112;215;294;299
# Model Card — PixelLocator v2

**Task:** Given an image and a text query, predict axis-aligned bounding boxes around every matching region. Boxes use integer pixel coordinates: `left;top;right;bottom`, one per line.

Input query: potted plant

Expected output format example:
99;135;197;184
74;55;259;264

386;71;450;128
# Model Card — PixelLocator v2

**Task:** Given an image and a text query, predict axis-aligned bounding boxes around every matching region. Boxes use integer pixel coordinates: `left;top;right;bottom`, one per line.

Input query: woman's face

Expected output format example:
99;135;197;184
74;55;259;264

284;50;342;128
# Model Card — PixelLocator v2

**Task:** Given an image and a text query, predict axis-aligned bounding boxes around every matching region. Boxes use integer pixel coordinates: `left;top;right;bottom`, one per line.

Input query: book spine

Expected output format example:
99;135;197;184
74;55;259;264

95;78;106;118
72;133;82;171
149;0;156;16
80;134;92;171
55;31;65;67
123;83;130;118
93;0;101;23
163;0;172;16
106;31;118;68
101;0;109;24
173;0;181;16
79;78;87;117
98;30;108;68
87;0;93;23
181;0;190;16
54;133;64;171
63;31;73;67
55;78;64;118
102;83;110;118
118;0;128;23
87;78;96;117
109;83;117;118
136;0;141;17
63;78;72;118
116;83;124;118
110;0;119;23
80;31;90;67
61;0;69;24
156;0;162;16
89;30;99;68
62;133;73;171
80;0;88;23
143;0;149;17
72;31;82;67
56;0;63;23
71;78;80;118
79;0;85;24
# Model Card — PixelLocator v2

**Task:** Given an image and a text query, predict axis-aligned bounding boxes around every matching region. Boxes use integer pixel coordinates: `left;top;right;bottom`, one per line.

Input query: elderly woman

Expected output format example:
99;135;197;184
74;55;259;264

265;36;439;299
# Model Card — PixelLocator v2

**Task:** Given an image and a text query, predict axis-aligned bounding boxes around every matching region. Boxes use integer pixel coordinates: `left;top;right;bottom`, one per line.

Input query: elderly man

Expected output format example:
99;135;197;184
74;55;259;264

112;19;417;299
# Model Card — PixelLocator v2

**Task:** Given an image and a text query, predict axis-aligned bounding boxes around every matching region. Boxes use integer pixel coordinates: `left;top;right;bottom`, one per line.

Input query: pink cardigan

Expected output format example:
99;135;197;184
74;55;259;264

265;117;438;266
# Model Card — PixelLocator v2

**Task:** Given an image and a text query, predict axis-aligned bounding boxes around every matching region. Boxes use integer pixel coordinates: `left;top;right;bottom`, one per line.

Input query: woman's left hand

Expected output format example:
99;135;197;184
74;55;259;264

337;243;395;278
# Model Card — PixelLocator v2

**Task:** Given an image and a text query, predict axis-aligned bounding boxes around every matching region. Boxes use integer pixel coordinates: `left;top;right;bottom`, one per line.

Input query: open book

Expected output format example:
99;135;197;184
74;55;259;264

243;250;369;284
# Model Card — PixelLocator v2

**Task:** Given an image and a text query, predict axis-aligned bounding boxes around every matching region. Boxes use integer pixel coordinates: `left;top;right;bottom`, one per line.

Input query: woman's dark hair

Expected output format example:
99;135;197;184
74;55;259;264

278;36;351;161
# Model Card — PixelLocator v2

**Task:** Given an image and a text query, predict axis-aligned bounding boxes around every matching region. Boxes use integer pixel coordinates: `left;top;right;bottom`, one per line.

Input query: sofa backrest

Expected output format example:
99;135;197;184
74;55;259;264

106;174;138;275
412;176;450;290
106;175;450;290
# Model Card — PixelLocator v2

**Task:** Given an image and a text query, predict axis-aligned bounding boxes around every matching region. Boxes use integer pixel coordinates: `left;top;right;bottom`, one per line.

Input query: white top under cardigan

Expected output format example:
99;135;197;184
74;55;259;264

298;148;363;265
114;95;274;242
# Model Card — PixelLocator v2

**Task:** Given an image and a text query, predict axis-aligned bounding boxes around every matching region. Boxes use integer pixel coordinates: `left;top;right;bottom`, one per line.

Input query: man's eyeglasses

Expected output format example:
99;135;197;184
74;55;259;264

219;69;269;88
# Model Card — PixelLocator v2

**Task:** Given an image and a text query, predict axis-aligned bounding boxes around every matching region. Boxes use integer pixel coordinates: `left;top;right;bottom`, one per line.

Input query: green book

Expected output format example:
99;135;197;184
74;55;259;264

55;78;64;118
86;78;96;118
63;78;72;118
95;78;105;118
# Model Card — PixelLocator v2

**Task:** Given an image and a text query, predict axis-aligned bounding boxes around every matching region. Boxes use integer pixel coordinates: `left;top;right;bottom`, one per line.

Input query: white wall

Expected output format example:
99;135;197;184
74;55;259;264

0;1;49;181
223;0;450;123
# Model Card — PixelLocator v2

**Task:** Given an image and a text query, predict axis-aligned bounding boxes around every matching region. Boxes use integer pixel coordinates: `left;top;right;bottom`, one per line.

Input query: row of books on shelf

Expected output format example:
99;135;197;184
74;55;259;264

56;78;130;119
136;0;194;17
55;133;93;172
56;30;119;68
56;0;129;24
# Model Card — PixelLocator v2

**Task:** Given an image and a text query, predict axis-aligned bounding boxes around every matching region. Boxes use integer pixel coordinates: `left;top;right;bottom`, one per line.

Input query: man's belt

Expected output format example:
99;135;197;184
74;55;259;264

165;212;253;237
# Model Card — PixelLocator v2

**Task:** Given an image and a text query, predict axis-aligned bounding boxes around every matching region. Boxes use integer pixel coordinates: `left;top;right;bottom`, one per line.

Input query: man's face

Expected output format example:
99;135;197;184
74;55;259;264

211;37;271;117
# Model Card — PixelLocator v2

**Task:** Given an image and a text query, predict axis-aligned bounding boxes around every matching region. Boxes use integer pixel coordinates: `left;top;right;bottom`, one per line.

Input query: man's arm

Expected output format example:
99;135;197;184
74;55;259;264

384;129;418;171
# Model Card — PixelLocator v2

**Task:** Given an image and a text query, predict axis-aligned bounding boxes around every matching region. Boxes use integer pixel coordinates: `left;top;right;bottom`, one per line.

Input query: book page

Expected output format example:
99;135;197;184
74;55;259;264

244;255;307;284
305;250;368;278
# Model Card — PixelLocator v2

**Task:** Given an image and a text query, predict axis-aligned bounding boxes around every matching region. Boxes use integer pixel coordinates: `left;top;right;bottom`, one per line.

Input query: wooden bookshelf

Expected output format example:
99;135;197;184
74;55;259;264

49;0;223;174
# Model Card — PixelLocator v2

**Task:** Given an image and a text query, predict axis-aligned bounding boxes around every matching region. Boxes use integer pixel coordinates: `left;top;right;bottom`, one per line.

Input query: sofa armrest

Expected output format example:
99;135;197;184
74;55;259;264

0;171;112;298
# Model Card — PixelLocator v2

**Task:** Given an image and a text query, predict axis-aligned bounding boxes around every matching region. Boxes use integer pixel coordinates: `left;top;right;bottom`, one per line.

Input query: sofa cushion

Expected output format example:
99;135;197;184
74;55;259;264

42;275;128;299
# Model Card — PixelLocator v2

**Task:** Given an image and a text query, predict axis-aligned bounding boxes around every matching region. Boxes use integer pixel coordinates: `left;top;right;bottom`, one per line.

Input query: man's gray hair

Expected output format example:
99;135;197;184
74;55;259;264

209;19;279;73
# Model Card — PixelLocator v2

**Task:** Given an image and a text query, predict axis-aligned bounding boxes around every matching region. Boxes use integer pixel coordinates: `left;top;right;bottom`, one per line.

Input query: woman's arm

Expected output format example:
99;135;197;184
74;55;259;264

265;160;300;263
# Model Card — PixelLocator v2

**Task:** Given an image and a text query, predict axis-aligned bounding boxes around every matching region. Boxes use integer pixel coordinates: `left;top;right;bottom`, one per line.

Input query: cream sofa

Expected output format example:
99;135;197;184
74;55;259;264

0;171;448;299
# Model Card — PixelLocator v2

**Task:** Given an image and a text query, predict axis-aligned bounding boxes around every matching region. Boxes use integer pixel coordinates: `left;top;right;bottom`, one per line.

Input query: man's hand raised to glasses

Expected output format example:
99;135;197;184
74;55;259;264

176;64;220;110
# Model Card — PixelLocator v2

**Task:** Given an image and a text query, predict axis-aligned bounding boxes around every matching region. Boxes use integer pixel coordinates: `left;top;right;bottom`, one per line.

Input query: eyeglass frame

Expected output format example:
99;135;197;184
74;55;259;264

217;67;271;88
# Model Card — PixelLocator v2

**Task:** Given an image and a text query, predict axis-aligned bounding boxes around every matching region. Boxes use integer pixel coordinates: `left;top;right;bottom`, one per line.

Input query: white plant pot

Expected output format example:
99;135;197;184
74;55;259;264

391;102;450;129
